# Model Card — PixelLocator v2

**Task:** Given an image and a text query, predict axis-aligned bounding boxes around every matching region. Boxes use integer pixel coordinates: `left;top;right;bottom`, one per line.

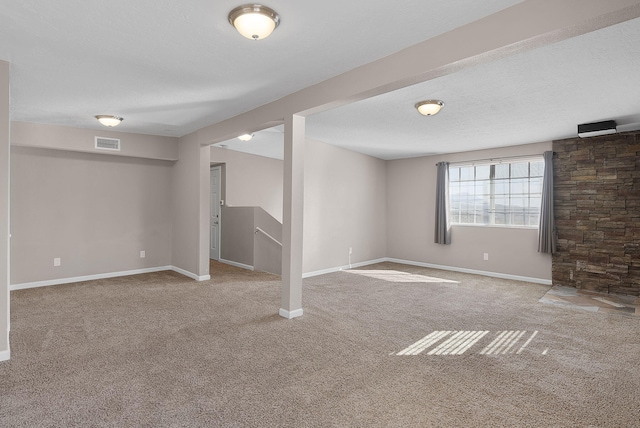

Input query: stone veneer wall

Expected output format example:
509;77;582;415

552;131;640;296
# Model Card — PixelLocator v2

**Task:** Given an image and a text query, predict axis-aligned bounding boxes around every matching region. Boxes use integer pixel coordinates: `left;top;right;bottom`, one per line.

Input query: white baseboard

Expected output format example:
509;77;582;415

301;257;550;285
8;257;550;292
279;308;303;319
11;266;174;291
385;258;552;285
170;266;210;281
0;349;10;362
10;265;216;291
302;258;388;278
218;259;254;271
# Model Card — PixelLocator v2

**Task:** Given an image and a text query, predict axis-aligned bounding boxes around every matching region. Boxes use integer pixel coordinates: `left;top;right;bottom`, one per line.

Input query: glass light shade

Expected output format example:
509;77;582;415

95;115;123;127
415;100;444;116
229;5;280;41
238;133;254;141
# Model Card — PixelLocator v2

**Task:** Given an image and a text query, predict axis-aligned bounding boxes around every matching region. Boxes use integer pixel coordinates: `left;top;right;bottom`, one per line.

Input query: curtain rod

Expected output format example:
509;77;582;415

436;153;546;166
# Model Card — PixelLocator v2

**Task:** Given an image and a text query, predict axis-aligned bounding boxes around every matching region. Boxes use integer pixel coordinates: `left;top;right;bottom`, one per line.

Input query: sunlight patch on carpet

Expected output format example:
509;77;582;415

396;330;542;356
427;330;488;355
481;330;529;355
345;270;459;283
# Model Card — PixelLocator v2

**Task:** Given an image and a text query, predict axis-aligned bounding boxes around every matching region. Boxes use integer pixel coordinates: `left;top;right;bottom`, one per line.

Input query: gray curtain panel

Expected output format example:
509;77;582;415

538;151;556;253
434;161;451;245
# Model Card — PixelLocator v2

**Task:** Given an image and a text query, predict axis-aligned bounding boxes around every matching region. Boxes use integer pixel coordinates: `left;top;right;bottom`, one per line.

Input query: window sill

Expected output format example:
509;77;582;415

451;224;539;230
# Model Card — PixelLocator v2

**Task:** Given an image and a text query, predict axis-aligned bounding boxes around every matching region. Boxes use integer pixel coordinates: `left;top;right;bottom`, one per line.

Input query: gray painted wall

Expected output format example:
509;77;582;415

171;133;200;276
9;124;210;287
211;139;387;275
387;141;553;280
303;139;387;273
10;146;173;285
170;133;210;279
210;146;283;222
219;206;282;274
220;206;255;267
254;207;282;275
11;122;178;161
209;138;550;279
6;122;552;293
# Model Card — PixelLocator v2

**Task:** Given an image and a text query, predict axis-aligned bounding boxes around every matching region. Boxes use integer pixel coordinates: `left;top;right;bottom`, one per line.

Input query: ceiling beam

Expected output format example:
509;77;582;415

197;0;640;145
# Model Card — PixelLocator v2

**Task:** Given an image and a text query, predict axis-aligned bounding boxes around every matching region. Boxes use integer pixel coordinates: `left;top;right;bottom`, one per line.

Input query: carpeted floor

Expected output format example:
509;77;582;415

1;261;639;427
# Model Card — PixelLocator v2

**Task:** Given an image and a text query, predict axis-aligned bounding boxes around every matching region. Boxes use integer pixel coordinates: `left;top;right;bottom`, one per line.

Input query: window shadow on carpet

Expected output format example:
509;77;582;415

345;269;459;284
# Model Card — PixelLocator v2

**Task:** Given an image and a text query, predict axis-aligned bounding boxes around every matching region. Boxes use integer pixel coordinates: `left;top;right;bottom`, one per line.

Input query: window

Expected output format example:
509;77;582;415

449;158;544;227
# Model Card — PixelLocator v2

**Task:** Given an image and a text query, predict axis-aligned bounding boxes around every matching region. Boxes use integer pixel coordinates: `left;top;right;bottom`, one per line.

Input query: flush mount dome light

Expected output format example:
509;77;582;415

95;115;123;127
238;133;254;141
415;100;444;116
228;4;280;40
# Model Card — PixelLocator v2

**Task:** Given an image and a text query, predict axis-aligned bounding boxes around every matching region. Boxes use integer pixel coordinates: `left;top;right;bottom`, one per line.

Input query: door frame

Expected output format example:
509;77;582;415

210;165;222;260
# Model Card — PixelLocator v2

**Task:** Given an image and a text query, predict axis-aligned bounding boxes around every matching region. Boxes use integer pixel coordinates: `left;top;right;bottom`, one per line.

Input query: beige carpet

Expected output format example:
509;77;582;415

1;261;639;427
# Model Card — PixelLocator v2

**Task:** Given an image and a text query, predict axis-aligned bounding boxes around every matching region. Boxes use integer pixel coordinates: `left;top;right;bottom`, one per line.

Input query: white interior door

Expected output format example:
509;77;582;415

210;166;221;260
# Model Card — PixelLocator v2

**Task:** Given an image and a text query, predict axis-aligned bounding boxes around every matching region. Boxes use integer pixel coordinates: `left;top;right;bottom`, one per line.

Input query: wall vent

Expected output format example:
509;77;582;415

95;136;121;151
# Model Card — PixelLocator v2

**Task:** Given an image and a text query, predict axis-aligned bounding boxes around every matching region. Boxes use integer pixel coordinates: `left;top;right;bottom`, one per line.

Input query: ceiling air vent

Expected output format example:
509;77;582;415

95;136;121;151
577;120;617;138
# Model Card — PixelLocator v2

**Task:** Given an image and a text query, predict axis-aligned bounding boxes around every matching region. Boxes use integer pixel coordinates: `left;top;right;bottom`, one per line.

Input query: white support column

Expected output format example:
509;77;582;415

0;61;10;361
280;114;305;319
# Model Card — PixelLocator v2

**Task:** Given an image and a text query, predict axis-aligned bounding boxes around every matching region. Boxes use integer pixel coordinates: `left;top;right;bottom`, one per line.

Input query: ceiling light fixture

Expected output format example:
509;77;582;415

228;4;280;41
238;133;254;141
95;115;123;127
415;100;444;116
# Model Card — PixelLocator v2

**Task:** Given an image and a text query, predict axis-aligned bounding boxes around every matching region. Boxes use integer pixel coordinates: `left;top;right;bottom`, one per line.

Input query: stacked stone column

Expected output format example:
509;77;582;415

552;132;640;296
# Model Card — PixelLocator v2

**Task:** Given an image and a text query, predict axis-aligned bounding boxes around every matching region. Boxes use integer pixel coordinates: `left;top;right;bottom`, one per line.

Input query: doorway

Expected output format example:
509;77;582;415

210;166;221;260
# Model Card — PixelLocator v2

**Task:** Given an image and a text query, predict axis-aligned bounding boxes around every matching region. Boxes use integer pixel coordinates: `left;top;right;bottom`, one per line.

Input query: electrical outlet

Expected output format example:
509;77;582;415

349;247;353;255
483;253;489;261
53;257;61;267
140;250;146;259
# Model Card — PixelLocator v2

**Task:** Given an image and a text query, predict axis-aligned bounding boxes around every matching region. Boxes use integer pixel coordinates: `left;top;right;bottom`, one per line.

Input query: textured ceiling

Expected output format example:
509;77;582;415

217;15;640;160
0;0;521;137
305;16;640;160
2;1;639;160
